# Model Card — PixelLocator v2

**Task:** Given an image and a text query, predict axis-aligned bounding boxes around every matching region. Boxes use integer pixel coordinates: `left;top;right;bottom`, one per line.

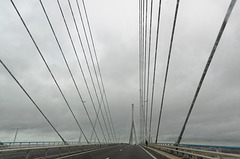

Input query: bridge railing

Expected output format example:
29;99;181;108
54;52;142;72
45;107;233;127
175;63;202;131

0;141;89;149
0;143;118;159
149;143;240;159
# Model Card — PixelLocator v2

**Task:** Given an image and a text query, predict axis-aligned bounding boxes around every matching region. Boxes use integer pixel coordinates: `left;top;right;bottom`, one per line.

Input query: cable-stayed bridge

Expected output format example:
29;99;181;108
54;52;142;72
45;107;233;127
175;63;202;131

0;0;240;158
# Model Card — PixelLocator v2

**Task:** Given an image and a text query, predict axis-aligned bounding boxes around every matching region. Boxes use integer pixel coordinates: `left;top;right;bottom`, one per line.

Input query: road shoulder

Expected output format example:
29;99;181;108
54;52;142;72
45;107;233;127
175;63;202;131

141;145;181;159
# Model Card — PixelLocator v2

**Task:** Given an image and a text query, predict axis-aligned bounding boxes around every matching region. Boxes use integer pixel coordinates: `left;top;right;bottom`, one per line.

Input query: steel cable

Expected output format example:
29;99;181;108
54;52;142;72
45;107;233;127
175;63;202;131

76;0;113;142
145;0;154;142
0;59;67;144
81;0;117;142
73;0;112;142
56;0;100;143
39;0;99;143
139;0;143;142
11;0;87;143
143;0;149;140
155;0;180;143
176;0;237;144
148;0;162;143
67;0;108;143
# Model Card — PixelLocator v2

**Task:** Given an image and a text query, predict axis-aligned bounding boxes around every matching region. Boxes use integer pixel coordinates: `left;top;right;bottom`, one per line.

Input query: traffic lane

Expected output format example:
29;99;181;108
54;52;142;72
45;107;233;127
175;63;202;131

111;145;156;159
73;144;127;159
77;144;164;159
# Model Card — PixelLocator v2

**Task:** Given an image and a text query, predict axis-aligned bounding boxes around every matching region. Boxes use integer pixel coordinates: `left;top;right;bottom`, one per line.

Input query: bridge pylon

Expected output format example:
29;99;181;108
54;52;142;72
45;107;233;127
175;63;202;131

129;104;137;145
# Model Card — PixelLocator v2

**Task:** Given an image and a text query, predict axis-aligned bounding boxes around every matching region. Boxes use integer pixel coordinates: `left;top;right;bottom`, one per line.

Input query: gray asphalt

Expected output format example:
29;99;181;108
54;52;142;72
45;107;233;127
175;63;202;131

66;144;168;159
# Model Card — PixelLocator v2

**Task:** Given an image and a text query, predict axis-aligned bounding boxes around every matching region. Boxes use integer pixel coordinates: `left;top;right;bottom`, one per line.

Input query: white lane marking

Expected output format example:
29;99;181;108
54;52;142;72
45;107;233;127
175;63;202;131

139;146;157;159
106;157;110;159
120;149;122;151
56;145;119;159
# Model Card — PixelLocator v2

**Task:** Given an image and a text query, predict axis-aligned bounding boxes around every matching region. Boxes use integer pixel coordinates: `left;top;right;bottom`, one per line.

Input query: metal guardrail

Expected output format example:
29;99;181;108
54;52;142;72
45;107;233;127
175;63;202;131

150;143;240;159
0;141;88;149
0;143;118;159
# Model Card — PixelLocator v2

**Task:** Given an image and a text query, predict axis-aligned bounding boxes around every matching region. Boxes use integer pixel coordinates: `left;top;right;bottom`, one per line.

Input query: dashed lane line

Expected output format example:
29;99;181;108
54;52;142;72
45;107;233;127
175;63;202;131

55;145;120;159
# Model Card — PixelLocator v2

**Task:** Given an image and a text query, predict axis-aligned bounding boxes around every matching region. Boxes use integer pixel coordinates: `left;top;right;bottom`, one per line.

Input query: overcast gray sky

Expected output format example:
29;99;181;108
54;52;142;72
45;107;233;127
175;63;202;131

0;0;239;146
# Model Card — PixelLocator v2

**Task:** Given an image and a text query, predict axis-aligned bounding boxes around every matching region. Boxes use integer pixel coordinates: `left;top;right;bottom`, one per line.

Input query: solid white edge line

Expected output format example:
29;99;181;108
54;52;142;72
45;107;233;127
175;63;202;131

139;145;157;159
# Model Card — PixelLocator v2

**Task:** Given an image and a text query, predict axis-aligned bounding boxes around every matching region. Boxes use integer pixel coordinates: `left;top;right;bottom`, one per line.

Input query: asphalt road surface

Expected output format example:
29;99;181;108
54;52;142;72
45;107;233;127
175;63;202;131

57;144;169;159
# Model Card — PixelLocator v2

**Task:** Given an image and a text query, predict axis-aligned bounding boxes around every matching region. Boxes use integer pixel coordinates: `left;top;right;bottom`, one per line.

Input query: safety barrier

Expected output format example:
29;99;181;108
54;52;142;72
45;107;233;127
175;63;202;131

150;143;240;159
0;143;117;159
0;141;87;149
